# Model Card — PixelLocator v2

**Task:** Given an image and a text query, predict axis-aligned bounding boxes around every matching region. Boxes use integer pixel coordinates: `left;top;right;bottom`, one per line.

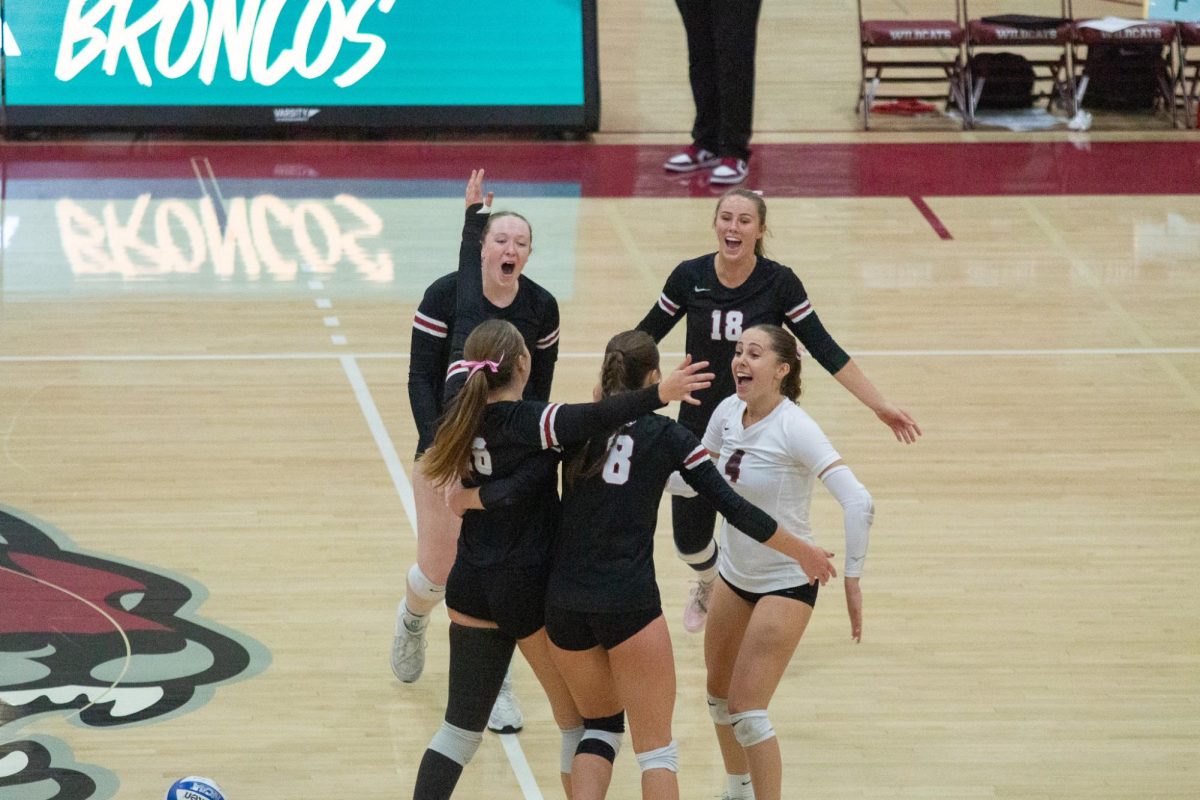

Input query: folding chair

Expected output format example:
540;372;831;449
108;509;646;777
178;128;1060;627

1071;18;1178;125
962;0;1076;119
857;0;971;129
1177;23;1200;129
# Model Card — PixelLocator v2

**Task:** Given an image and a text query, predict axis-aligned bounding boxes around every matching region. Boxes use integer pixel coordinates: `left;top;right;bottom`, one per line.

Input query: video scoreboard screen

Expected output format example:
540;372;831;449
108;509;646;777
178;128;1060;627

0;0;599;131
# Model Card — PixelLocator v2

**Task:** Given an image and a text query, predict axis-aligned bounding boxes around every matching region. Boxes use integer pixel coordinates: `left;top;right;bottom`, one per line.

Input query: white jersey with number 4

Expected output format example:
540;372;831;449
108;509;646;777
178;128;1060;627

703;394;841;593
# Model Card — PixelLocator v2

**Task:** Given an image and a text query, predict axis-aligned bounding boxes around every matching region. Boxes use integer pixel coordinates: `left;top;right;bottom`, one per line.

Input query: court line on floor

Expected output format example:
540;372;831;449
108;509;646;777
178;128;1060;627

337;355;542;799
910;196;953;240
339;355;416;528
1021;198;1200;409
2;346;1199;364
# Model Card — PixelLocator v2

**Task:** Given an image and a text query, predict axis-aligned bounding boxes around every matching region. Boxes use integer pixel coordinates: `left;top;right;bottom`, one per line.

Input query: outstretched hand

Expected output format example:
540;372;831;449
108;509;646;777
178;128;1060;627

657;354;714;406
466;168;494;209
876;403;921;444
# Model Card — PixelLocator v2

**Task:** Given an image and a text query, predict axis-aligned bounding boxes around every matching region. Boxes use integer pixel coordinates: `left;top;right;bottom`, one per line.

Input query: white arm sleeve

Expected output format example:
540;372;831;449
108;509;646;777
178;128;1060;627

665;470;698;498
821;465;874;577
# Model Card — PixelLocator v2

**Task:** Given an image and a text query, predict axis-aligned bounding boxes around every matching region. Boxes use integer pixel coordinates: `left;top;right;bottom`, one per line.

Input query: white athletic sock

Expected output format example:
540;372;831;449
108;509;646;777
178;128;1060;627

727;772;754;799
398;599;428;635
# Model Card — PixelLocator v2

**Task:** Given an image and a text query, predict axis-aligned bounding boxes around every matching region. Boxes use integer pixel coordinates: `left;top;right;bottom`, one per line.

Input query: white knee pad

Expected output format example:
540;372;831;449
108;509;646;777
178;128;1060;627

707;694;731;726
635;740;679;774
560;725;584;773
408;563;446;603
428;721;484;766
730;709;775;748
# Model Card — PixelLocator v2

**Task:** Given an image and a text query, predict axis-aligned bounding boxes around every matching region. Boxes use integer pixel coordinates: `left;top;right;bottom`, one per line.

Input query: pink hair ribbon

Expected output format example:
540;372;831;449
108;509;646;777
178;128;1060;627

464;353;504;378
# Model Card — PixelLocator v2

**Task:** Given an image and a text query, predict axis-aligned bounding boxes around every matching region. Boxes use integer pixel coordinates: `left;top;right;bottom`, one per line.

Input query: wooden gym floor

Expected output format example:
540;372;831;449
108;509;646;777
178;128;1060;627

1;1;1198;798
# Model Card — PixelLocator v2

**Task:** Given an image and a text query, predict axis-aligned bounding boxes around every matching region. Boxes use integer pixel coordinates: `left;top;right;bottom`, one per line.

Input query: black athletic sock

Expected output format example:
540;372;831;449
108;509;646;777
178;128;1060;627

413;749;464;800
445;624;515;730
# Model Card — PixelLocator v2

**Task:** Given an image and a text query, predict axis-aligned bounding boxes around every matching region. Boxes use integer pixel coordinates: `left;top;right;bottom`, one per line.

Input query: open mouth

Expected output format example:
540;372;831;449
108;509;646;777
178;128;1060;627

735;373;752;387
724;237;741;250
501;261;516;276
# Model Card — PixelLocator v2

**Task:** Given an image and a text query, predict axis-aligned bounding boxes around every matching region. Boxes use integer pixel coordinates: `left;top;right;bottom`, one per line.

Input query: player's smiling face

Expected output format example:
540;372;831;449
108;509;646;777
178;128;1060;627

481;216;532;290
713;195;764;263
732;328;787;402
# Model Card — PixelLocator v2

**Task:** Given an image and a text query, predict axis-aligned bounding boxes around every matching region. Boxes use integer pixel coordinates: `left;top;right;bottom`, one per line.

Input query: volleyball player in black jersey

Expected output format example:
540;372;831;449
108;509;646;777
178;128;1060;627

538;330;836;800
393;173;560;731
636;188;920;633
410;319;716;800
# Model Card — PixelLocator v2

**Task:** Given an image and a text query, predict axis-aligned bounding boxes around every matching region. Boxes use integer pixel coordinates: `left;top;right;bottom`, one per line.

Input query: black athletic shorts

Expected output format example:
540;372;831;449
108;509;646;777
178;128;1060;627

445;560;549;640
720;574;819;608
544;604;662;651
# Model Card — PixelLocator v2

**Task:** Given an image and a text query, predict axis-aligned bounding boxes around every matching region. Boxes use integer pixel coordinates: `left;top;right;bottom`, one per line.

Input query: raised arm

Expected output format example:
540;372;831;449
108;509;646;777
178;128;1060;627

443;169;494;404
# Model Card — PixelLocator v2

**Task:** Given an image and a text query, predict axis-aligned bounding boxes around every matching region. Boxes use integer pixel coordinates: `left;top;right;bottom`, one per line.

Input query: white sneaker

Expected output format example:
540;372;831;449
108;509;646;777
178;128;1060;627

487;671;524;733
709;157;749;185
664;145;720;173
390;621;427;683
683;578;716;633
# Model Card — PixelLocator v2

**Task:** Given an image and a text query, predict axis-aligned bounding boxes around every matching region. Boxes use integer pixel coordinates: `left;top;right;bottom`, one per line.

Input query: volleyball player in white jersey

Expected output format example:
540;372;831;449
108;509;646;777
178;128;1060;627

702;324;874;800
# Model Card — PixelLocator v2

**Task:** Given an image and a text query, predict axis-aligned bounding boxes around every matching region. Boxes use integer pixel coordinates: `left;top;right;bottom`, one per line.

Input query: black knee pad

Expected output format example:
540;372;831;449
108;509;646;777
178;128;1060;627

445;624;515;731
577;711;625;764
672;493;719;560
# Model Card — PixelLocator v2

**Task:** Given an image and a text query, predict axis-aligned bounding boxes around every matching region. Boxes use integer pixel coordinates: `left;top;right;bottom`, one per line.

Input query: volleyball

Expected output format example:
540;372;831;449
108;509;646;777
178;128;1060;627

165;776;225;800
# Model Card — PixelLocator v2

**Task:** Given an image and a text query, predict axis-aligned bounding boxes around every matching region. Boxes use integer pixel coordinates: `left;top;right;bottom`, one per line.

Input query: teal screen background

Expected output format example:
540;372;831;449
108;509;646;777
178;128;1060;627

3;0;586;106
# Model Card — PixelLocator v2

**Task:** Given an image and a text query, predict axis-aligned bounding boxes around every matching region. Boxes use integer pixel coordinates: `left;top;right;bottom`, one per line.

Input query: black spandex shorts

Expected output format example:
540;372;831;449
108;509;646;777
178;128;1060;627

445;560;548;640
720;574;819;608
544;604;662;651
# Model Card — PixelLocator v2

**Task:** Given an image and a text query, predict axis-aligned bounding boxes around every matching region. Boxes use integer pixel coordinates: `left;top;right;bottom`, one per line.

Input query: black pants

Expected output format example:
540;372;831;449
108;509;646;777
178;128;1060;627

675;0;765;161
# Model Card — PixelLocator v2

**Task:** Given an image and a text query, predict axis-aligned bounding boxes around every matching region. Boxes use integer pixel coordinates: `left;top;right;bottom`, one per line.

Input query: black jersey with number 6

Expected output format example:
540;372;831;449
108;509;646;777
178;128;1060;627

458;385;668;570
547;414;778;614
637;253;850;432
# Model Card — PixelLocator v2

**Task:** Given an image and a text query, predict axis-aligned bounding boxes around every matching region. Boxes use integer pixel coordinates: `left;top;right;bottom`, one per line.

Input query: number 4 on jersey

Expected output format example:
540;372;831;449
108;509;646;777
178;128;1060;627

724;449;746;483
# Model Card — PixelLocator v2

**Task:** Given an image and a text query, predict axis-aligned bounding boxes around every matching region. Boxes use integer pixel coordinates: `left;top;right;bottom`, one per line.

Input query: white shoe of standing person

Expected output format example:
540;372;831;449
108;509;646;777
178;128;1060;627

683;578;716;633
487;670;524;734
391;619;427;683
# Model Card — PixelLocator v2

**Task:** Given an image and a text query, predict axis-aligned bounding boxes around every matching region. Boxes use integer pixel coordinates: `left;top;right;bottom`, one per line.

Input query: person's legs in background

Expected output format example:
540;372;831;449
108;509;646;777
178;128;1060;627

664;0;722;173
709;0;764;185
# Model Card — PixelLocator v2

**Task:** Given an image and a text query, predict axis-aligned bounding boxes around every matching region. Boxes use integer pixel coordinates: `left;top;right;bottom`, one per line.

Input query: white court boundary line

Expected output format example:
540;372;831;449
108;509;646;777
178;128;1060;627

339;356;416;529
337;355;542;798
2;346;1199;364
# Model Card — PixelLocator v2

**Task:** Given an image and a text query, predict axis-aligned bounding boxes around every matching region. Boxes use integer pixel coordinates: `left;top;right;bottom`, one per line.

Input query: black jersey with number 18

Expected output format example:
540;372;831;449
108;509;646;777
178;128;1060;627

637;253;850;432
